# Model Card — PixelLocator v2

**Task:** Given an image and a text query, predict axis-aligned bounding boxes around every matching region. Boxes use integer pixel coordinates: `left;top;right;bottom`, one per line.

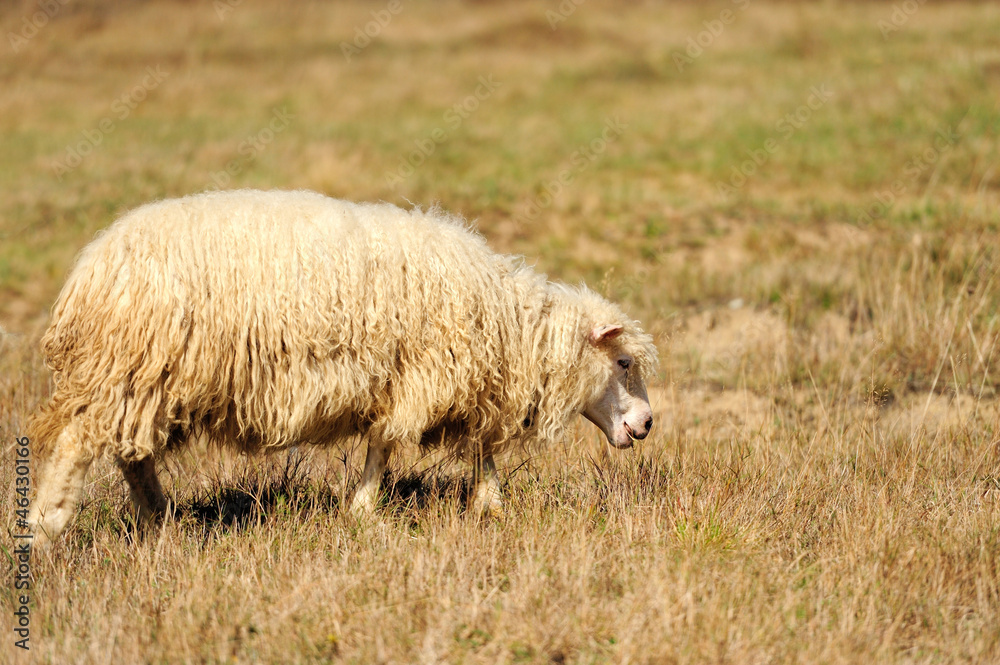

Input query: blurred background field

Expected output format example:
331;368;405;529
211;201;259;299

1;1;999;663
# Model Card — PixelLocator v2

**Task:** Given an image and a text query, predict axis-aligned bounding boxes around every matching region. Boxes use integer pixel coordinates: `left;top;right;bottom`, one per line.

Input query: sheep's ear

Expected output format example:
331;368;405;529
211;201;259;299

589;324;623;346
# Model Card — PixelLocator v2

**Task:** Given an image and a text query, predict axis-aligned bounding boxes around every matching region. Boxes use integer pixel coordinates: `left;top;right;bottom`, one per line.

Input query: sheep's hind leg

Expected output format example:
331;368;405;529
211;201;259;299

28;420;95;548
118;456;168;531
350;440;393;515
472;454;503;518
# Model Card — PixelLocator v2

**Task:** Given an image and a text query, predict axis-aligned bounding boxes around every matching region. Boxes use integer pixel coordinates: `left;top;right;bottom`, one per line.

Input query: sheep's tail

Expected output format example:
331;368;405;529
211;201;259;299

25;313;77;463
25;393;74;464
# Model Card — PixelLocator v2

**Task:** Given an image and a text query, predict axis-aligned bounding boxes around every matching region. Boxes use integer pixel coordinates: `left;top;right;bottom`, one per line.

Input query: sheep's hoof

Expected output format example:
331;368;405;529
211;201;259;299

25;525;53;552
473;497;504;519
348;493;379;518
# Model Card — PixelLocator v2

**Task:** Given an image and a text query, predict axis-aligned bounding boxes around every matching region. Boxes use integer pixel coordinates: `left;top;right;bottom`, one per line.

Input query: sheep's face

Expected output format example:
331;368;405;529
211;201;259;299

582;324;654;449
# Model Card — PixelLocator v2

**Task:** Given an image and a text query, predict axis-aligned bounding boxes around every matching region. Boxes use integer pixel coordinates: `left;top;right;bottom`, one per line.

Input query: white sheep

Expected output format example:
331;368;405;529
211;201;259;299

28;189;657;545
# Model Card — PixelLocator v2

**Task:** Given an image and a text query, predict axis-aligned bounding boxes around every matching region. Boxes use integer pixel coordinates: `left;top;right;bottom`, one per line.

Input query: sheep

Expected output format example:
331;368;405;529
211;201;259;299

28;189;657;546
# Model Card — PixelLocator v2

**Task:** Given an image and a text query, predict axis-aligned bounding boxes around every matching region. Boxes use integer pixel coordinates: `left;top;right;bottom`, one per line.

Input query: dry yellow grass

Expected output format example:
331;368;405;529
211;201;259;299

2;0;999;663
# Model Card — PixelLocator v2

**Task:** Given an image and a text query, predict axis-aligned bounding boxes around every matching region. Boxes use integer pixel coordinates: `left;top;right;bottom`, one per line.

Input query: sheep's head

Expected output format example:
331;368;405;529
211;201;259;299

582;324;655;449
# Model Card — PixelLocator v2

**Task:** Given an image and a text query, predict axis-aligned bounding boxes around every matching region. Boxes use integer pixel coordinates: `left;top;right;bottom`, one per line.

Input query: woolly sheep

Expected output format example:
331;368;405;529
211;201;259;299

28;189;657;545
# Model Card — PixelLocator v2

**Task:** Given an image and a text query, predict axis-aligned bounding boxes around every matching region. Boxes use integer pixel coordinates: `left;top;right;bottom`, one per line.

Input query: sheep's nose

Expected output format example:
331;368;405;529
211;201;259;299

644;417;653;432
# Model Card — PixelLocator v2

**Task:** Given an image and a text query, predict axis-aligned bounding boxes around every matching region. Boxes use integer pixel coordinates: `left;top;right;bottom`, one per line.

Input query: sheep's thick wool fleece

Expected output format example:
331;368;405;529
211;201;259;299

34;189;655;462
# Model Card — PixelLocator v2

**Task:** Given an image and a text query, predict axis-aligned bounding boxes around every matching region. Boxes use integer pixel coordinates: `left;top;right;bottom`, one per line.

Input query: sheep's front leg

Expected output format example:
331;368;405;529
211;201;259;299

118;456;168;529
350;440;393;515
28;420;94;548
472;453;503;518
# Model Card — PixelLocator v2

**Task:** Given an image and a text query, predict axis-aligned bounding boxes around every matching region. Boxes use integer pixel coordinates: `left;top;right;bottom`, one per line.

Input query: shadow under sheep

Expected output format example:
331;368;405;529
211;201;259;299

176;462;478;534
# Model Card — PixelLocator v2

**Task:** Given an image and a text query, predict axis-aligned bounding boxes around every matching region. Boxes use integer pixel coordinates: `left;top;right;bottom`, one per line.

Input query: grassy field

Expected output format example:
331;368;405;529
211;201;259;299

2;0;1000;662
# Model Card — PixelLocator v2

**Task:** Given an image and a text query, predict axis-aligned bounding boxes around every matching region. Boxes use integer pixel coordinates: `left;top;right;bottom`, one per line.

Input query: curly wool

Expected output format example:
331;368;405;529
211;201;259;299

31;189;657;463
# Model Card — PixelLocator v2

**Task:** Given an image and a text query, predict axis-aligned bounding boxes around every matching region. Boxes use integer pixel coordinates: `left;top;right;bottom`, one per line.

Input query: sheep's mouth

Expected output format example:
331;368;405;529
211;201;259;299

611;423;636;448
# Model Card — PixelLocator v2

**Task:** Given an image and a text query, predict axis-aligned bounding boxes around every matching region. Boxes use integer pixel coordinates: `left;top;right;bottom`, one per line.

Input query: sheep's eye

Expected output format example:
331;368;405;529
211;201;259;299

618;359;631;370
